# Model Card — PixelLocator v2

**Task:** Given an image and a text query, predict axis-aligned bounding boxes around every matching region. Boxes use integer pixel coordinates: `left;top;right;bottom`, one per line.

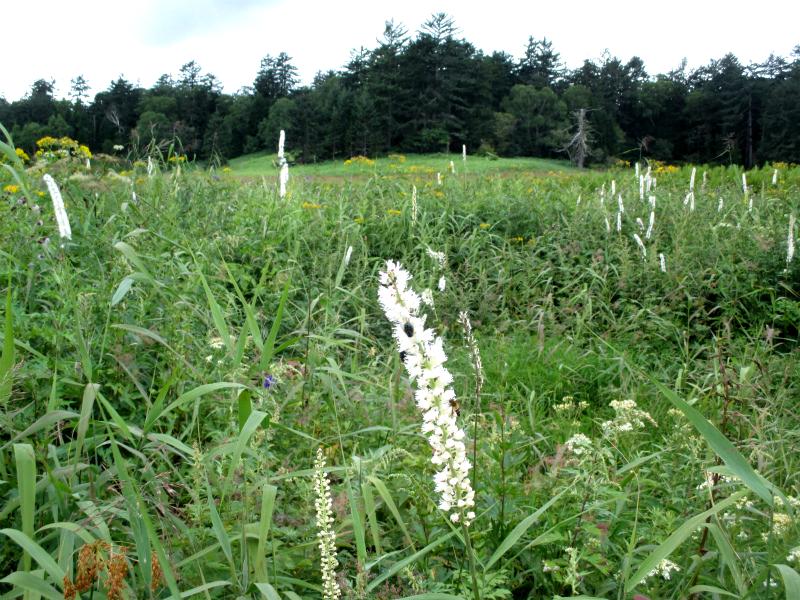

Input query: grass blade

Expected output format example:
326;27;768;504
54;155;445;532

486;486;568;570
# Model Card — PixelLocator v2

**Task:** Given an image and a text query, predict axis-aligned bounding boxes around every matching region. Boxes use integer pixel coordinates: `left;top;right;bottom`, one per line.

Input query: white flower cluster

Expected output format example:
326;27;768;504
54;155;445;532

554;397;589;412
601;399;657;436
312;448;341;600
787;547;800;564
42;174;72;240
378;260;476;525
564;433;593;456
647;558;680;580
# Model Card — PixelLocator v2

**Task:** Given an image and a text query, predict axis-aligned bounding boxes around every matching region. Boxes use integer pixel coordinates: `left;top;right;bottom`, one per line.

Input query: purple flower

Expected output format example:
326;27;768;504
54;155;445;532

262;375;275;390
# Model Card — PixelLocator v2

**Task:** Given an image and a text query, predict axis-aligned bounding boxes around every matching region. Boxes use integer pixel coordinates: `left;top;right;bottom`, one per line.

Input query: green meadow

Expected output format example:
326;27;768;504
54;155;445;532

1;140;799;599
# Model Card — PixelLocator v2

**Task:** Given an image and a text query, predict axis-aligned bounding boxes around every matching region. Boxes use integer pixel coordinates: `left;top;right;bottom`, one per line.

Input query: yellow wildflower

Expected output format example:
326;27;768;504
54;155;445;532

3;184;20;194
387;209;402;216
15;148;30;163
302;202;322;209
354;216;365;224
479;223;490;229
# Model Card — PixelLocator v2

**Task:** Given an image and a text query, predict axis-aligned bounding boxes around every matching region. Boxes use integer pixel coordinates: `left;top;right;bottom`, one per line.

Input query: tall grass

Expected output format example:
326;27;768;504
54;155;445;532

1;141;799;599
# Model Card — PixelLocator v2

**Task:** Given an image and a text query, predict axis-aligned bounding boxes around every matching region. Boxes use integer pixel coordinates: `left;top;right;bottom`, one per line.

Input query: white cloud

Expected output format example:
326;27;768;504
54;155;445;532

1;0;797;101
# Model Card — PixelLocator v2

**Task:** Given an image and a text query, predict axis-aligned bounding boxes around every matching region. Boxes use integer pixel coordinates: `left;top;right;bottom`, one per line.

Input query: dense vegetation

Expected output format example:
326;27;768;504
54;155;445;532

2;124;800;598
1;13;799;166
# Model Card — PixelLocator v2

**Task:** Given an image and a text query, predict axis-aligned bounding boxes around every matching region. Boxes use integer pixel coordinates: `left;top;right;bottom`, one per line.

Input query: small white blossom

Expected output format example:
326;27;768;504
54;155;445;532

564;433;593;456
647;559;680;581
438;276;446;292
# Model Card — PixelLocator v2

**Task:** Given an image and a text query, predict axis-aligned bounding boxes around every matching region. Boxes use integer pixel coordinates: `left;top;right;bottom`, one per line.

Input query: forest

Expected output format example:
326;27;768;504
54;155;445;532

2;14;799;166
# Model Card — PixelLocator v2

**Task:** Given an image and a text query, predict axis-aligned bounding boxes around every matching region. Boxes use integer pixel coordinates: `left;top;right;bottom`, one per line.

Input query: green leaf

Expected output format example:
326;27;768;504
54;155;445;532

74;383;98;465
206;479;237;581
362;479;383;556
146;382;245;431
255;582;282;600
0;571;62;600
2;411;78;451
707;522;745;596
0;528;65;583
348;481;367;566
367;531;456;592
254;483;277;581
625;491;745;592
14;443;36;572
367;475;416;552
259;280;290;371
178;581;231;598
223;409;267;500
686;584;740;598
238;389;253;432
486;486;568;570
649;378;775;506
110;276;134;306
774;564;800;600
196;265;233;354
0;284;14;404
396;595;465;600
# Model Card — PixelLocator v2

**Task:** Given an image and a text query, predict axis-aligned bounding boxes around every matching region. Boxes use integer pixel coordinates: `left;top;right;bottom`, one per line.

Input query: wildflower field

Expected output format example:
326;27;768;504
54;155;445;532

1;136;800;599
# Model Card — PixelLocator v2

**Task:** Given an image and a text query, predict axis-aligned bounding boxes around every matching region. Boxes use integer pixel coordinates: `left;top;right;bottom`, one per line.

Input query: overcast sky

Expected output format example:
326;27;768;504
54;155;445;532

2;0;798;101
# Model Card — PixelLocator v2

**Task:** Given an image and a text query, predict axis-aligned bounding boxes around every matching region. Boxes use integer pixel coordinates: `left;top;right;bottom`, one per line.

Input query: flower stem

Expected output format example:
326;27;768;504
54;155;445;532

462;521;481;600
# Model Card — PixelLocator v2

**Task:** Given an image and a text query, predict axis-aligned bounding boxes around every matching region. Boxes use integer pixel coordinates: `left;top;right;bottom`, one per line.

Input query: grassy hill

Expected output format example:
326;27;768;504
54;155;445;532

228;151;575;178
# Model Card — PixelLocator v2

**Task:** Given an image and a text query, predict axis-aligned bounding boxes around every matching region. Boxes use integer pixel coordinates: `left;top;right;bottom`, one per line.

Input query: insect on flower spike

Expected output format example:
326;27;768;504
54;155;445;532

378;260;475;526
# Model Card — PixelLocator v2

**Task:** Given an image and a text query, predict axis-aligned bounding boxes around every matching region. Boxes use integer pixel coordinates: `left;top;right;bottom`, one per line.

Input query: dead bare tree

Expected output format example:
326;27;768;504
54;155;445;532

562;108;592;168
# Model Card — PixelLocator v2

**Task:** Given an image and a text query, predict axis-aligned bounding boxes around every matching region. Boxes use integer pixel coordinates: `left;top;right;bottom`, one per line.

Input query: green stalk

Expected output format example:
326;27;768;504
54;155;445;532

462;521;481;600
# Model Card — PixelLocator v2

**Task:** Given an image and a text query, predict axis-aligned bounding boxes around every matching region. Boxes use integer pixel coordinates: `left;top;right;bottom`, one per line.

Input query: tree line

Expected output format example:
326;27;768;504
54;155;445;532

2;14;799;166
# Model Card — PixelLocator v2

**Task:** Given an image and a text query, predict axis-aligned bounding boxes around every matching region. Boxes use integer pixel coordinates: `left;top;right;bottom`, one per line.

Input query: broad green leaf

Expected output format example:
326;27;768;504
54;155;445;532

254;483;277;581
13;444;36;572
649;379;775;506
178;581;231;598
255;582;282;600
367;531;456;592
774;564;800;600
0;571;62;600
686;584;740;597
0;528;65;582
110;276;134;306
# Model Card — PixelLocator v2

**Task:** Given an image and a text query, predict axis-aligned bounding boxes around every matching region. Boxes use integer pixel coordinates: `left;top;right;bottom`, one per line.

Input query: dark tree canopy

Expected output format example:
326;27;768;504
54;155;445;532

2;15;798;166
